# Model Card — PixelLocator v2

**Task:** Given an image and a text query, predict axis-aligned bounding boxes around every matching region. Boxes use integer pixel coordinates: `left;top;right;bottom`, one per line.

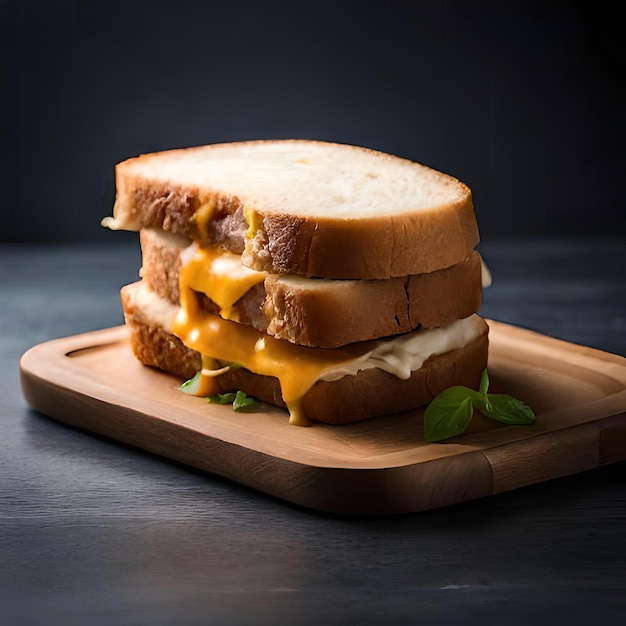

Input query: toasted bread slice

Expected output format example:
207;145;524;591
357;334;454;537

138;227;483;348
120;281;489;425
104;140;478;279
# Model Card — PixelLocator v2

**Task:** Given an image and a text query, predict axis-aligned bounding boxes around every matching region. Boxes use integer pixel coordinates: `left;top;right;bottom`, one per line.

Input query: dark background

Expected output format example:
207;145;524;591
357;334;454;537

1;0;624;244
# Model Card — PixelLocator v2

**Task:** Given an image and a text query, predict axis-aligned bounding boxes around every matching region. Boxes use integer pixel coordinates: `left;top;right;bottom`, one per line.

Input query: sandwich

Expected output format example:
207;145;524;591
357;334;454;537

102;140;489;426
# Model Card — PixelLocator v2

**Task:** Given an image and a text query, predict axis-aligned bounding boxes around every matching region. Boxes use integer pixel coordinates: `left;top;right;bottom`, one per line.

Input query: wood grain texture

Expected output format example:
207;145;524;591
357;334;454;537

485;425;599;494
19;320;626;514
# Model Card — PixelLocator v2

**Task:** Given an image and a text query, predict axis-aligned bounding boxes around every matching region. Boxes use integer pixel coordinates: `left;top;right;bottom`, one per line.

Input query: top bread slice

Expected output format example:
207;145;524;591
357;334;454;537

104;140;479;280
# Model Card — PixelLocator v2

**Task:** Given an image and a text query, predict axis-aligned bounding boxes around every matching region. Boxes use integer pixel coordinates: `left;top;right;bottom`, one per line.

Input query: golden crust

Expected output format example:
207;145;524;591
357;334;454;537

242;196;478;279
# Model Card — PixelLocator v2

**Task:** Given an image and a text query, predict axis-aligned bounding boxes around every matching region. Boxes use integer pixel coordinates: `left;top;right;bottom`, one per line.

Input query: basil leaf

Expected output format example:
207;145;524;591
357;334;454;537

479;368;490;396
479;394;536;424
429;385;481;406
472;391;492;414
424;390;476;442
208;393;236;405
423;369;536;442
233;390;256;412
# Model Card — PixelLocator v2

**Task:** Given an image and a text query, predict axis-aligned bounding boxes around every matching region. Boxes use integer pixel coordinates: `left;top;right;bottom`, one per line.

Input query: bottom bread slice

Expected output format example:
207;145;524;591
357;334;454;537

121;282;489;425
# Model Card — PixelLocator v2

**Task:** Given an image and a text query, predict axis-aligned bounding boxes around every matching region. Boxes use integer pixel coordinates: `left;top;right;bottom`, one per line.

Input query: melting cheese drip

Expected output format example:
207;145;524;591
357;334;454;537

171;242;486;426
173;261;375;425
174;242;370;424
181;243;265;321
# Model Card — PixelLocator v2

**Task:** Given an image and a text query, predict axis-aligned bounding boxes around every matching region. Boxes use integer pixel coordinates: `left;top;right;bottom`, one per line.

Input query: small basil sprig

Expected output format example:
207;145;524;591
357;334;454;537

208;390;257;412
424;369;535;442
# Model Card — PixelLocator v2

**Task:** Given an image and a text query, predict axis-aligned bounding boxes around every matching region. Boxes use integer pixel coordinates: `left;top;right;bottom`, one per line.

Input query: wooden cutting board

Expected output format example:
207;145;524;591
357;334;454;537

20;320;626;514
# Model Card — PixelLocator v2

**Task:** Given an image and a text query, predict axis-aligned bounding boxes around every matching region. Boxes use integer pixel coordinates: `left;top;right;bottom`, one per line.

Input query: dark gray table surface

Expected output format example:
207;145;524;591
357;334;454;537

1;238;625;626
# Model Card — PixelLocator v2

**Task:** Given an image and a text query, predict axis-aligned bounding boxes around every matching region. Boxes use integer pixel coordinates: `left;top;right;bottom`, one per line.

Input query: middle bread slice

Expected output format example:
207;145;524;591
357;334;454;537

138;227;483;348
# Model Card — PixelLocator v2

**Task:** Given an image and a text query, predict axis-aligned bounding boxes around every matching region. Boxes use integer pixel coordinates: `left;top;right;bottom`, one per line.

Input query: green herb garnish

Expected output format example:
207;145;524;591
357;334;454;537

208;392;237;405
232;390;256;411
179;371;202;393
424;369;535;442
208;390;257;412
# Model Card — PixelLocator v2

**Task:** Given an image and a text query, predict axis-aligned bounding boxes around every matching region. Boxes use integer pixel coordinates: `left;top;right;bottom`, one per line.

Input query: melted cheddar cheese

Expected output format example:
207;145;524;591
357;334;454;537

170;243;486;425
173;250;374;424
180;243;265;321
